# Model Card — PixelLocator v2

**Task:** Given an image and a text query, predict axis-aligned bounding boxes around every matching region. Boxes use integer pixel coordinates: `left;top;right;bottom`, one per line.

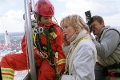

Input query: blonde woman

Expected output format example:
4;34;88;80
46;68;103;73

60;14;97;80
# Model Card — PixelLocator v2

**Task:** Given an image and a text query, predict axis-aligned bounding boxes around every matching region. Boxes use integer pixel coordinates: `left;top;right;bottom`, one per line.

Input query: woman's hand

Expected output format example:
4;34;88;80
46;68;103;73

63;34;70;46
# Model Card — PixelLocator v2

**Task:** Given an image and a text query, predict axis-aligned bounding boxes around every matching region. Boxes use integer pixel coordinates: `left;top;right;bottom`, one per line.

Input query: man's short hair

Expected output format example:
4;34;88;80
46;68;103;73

90;15;104;24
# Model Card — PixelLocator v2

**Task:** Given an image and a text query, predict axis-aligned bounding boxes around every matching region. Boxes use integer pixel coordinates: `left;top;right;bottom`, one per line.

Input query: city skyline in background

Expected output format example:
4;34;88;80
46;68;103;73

0;0;120;33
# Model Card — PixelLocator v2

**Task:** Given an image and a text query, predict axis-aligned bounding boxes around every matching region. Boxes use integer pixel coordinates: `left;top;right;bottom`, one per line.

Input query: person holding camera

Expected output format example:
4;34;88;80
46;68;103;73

90;15;120;80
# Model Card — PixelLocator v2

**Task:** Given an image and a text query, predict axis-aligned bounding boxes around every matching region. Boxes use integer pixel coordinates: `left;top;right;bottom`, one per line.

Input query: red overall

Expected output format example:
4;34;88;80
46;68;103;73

1;22;66;80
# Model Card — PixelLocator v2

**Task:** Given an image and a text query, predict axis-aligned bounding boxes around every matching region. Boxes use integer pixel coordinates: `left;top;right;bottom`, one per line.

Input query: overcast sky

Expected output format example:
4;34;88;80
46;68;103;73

0;0;120;33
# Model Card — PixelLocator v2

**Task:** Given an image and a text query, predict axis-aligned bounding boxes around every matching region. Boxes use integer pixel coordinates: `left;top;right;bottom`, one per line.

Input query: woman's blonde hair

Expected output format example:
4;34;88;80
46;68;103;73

60;14;90;33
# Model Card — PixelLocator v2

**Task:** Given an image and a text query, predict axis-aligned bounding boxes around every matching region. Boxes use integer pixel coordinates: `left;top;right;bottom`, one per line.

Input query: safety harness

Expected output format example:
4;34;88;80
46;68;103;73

32;24;57;65
99;28;120;77
103;63;120;77
32;24;63;80
42;26;57;65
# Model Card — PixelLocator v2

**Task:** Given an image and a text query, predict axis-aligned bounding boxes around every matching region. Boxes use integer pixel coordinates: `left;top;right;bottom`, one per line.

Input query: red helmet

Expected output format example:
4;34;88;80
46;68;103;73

34;0;54;16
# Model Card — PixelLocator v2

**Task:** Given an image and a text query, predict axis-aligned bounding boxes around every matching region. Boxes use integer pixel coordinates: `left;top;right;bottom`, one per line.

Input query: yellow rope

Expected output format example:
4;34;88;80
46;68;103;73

64;36;91;74
68;36;91;63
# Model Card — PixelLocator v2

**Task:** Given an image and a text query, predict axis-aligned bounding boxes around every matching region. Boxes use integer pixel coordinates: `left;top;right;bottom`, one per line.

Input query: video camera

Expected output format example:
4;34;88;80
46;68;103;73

85;10;92;32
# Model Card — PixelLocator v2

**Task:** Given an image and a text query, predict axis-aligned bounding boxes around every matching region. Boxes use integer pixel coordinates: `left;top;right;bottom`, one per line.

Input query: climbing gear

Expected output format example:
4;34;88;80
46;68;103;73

103;63;120;77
